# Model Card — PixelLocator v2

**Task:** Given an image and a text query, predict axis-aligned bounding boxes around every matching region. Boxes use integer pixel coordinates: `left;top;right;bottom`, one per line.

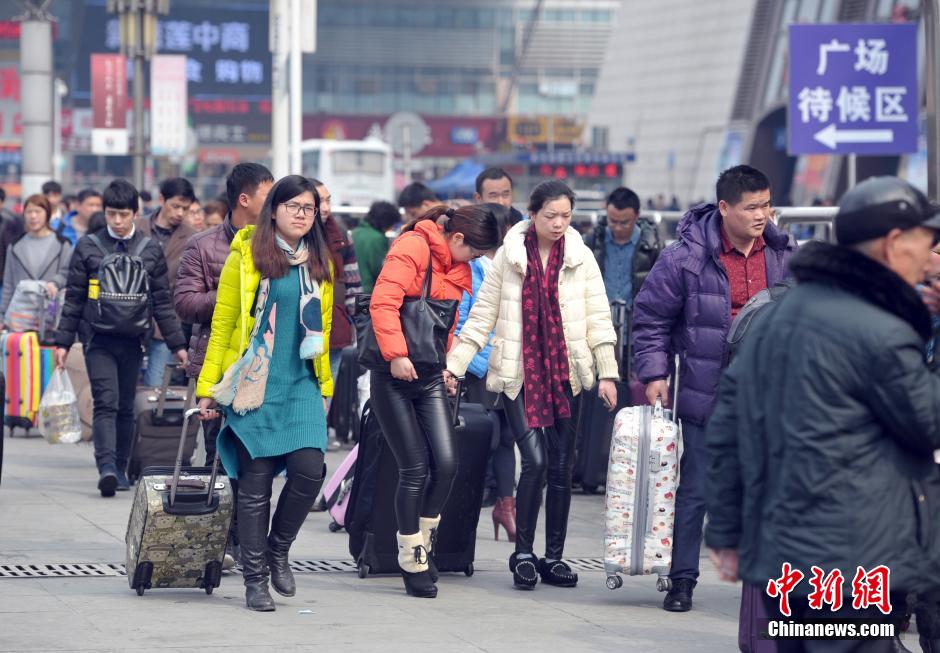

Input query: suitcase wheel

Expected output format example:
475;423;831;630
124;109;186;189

606;575;623;590
135;584;146;596
464;563;474;577
204;585;213;595
656;577;672;592
581;484;599;495
328;520;342;533
357;562;370;579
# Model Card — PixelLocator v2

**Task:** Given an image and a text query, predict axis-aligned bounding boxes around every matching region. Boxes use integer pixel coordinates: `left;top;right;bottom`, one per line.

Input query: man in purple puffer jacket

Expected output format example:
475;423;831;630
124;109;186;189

632;165;797;612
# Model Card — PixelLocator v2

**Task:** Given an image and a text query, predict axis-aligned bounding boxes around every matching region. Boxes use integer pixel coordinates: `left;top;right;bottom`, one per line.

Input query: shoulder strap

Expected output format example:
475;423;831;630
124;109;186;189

420;249;434;299
131;236;152;258
87;233;108;257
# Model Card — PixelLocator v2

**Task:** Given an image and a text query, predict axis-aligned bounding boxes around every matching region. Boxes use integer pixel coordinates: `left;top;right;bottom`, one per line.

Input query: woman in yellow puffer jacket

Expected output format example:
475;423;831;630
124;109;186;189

196;175;334;612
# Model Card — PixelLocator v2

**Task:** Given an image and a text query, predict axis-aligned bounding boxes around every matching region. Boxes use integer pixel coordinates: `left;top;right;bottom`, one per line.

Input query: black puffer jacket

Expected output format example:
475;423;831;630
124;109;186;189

55;228;186;352
705;241;940;596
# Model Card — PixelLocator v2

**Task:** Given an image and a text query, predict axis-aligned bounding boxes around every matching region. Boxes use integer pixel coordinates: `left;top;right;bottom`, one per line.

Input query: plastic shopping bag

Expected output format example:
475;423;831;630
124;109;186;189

38;369;82;444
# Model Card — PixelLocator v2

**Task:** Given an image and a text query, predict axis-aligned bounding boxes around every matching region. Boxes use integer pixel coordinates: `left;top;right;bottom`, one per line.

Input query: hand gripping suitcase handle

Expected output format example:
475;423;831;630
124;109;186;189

451;377;464;427
169;407;204;508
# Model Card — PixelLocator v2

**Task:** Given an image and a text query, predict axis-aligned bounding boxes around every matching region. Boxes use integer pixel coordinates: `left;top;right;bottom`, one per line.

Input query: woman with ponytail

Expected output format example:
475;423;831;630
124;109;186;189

447;180;619;590
196;175;334;611
369;203;501;598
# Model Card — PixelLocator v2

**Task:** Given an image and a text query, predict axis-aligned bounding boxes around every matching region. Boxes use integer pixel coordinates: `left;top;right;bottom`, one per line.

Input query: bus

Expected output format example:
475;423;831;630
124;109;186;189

300;138;394;209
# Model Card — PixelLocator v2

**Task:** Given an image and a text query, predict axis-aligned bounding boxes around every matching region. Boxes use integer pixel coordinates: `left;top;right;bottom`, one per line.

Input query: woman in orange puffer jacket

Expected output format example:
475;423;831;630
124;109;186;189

369;204;501;599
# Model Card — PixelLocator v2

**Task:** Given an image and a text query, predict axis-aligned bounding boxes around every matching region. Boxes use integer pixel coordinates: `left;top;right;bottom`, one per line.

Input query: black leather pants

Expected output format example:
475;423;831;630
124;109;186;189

502;389;577;560
369;369;458;536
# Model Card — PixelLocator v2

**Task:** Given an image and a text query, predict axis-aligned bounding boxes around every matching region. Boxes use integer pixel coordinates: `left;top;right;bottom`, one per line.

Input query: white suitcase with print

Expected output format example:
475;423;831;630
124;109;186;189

604;359;682;592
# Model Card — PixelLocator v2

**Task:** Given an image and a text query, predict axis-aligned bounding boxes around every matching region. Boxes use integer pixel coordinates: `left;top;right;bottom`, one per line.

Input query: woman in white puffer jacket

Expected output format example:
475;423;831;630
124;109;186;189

446;180;619;590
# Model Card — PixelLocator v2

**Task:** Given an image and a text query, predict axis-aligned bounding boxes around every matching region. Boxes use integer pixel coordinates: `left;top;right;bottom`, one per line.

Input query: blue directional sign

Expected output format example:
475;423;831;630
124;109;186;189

788;23;918;155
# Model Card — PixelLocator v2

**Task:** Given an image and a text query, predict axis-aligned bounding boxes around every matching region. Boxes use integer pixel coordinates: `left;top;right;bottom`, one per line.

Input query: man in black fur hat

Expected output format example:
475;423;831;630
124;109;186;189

705;176;940;652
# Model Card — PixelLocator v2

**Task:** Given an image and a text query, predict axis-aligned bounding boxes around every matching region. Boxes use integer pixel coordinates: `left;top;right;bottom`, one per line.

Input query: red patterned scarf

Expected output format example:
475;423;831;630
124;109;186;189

521;226;571;428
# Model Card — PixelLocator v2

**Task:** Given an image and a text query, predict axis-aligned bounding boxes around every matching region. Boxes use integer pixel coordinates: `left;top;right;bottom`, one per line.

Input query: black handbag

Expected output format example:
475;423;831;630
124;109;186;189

355;254;458;372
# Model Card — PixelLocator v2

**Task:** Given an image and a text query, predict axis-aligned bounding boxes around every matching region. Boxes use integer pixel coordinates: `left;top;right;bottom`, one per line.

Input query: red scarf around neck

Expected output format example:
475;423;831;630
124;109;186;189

521;227;571;428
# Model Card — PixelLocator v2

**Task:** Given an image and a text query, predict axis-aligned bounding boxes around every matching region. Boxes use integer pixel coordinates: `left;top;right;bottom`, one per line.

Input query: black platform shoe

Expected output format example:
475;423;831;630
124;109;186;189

509;552;539;590
538;558;578;588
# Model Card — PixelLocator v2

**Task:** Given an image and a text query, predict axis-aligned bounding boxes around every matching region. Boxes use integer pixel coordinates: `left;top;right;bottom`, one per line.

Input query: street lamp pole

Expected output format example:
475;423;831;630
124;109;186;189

108;0;169;191
17;0;54;198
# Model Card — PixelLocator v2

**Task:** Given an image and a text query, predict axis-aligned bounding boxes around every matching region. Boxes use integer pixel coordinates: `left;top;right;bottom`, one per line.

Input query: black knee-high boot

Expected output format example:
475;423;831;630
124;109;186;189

237;470;275;611
267;470;324;596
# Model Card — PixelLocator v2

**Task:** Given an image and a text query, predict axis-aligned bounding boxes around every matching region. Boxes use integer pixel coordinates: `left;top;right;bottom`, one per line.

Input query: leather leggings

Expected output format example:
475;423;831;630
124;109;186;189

369;369;458;536
502;389;577;560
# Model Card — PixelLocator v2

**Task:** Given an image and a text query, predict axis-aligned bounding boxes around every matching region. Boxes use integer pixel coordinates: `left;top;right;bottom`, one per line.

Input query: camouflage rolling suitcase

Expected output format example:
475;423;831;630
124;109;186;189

125;407;233;596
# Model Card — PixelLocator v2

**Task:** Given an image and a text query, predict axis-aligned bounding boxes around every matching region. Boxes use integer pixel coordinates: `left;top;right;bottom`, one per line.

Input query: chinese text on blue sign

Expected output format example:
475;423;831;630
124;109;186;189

788;23;917;155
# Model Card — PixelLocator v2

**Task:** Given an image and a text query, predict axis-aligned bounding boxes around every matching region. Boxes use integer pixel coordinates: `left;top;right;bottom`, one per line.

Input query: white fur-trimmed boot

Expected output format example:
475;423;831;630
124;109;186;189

397;531;437;598
419;515;441;583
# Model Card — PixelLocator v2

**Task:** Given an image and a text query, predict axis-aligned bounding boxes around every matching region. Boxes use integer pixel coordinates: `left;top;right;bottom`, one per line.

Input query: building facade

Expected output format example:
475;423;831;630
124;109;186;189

589;0;925;209
587;0;756;208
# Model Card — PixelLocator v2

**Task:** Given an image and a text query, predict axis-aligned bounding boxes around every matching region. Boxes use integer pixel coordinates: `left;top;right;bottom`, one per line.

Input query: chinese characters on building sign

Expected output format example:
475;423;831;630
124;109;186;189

788;24;917;155
105;19;264;86
90;53;128;156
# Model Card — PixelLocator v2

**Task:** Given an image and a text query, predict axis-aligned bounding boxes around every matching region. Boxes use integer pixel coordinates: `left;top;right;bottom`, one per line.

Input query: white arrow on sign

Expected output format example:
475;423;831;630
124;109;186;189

813;123;894;150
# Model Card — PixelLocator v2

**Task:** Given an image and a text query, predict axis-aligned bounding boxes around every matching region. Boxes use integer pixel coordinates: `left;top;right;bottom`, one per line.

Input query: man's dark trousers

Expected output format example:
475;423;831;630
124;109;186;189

670;420;708;581
86;335;143;473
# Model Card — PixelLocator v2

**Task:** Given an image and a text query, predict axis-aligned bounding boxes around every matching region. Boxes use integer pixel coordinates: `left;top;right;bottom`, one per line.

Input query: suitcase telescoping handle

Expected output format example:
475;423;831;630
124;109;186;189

169;407;208;508
655;354;681;422
156;363;194;420
672;353;680;419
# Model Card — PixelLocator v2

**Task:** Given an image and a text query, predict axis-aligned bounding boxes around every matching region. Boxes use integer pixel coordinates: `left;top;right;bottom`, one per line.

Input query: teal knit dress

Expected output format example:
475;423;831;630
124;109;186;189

217;267;327;478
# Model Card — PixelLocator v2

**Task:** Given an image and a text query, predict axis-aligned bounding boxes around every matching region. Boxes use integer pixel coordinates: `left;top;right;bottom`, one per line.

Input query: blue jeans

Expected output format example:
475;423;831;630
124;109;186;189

143;339;173;387
669;421;708;582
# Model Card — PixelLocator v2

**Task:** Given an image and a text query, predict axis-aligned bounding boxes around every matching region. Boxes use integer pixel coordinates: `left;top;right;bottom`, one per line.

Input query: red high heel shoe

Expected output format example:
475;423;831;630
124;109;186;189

492;497;517;542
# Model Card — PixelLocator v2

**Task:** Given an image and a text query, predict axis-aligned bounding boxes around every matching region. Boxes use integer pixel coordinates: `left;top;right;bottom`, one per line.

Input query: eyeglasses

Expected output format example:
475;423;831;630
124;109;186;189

282;201;318;218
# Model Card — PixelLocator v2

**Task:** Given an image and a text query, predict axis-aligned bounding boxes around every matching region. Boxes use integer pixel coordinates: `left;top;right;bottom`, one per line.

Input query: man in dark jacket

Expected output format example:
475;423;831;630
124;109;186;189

138;177;197;387
706;177;940;651
584;186;662;378
311;179;362;450
311;179;361;383
54;179;188;497
632;164;797;612
174;163;273;463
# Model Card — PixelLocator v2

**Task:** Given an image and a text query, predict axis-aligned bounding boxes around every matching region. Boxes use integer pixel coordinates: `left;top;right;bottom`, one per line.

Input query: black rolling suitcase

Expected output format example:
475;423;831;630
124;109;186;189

327;346;361;444
127;365;200;483
346;393;489;578
573;300;631;494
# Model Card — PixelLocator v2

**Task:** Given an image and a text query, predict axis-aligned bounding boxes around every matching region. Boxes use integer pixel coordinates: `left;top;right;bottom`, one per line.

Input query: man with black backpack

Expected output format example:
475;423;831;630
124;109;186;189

54;179;188;497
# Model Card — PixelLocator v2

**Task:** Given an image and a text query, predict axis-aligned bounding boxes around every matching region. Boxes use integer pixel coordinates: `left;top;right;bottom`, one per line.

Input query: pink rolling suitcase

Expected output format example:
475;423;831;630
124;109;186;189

321;444;358;532
604;356;682;592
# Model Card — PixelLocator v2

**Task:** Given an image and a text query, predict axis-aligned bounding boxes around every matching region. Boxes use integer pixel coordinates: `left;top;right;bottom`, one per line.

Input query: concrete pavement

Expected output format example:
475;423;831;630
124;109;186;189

0;432;899;652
